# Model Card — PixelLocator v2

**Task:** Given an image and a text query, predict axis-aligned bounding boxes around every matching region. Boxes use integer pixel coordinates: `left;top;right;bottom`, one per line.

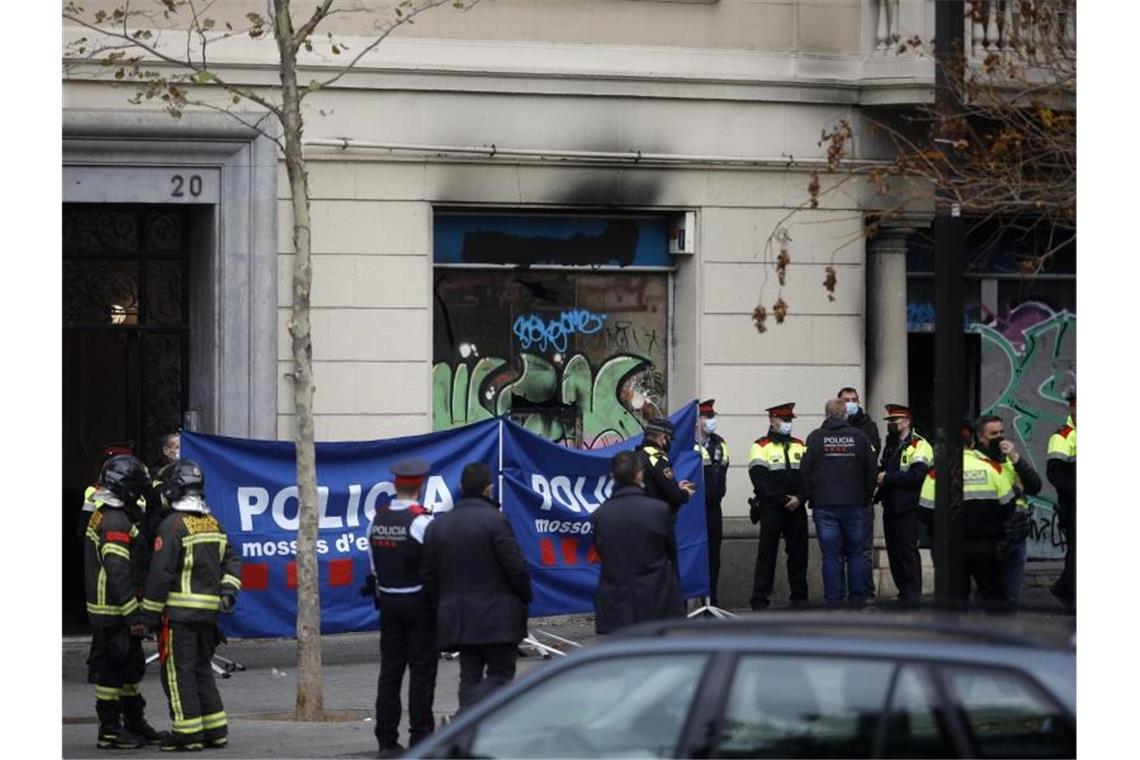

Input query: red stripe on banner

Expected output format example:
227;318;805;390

560;538;579;566
586;545;601;564
242;563;269;591
105;531;131;544
328;558;353;587
539;538;556;566
286;561;298;590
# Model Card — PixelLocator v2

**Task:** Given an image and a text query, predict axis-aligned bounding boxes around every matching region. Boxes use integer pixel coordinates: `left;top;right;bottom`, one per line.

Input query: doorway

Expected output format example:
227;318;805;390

62;204;198;633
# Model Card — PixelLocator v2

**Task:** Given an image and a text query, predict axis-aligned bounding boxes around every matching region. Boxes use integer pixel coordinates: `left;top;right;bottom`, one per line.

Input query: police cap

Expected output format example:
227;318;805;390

883;403;913;420
391;458;431;481
765;402;797;419
698;399;717;417
644;417;675;438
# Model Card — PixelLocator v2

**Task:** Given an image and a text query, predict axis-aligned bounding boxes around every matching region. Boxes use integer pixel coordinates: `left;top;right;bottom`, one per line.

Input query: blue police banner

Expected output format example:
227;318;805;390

500;401;710;617
181;420;500;638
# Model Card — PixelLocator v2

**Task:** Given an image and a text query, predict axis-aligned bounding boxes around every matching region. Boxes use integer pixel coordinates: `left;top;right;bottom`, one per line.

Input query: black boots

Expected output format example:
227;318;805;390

121;693;171;745
95;700;145;750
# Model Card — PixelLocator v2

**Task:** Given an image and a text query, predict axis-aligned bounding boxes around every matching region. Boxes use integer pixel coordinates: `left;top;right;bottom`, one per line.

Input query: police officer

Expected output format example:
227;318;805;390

84;454;167;749
695;399;730;605
838;388;880;599
637;417;695;514
747;402;808;610
368;459;438;757
975;414;1042;606
1047;389;1077;610
590;451;685;634
139;460;241;751
876;404;932;606
960;445;1018;611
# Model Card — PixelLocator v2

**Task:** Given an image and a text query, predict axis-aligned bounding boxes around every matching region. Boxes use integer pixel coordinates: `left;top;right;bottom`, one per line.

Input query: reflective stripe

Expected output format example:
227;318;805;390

129;524;139;538
182;533;226;546
166;627;184;723
168;592;221;611
181;540;194;595
748;459;769;469
87;598;139;616
141;598;166;613
95;685;121;701
201;711;228;730
1047;451;1075;462
120;683;140;697
173;718;203;734
962;488;999;500
97;567;106;607
101;543;131;561
221;574;241;590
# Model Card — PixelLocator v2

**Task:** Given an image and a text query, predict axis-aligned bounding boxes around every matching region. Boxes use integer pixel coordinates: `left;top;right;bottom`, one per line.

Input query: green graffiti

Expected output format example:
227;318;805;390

432;352;658;448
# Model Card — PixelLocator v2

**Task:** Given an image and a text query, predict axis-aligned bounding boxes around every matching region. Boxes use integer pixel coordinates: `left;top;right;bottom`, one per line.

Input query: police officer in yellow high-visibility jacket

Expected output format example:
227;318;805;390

747;403;808;610
1047;390;1077;609
876;404;933;605
919;447;1016;610
694;399;730;605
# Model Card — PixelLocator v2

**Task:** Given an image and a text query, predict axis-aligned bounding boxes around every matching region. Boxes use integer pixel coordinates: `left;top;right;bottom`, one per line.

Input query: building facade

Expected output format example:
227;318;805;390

62;0;1073;621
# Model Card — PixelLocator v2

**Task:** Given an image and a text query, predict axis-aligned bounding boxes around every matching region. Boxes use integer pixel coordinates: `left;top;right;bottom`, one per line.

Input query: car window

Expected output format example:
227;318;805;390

466;653;708;759
943;666;1075;758
712;655;894;759
883;665;956;758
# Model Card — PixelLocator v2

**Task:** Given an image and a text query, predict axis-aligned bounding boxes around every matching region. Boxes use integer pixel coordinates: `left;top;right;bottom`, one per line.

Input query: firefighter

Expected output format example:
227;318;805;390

139;459;241;751
1047;389;1077;610
875;404;933;606
77;442;134;544
694;399;730;605
747;402;808;610
636;417;696;515
84;454;167;749
368;458;438;757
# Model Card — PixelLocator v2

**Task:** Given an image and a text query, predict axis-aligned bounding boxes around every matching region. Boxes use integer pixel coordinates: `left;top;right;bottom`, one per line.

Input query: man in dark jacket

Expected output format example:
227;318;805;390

695;399;730;606
839;387;880;599
876;403;933;606
590;451;684;634
800;399;878;607
636;417;695;515
421;463;532;711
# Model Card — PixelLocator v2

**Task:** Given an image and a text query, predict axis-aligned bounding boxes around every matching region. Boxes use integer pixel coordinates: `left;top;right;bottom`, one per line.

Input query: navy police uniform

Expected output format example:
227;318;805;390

636;417;691;515
368;459;438;753
695;400;730;605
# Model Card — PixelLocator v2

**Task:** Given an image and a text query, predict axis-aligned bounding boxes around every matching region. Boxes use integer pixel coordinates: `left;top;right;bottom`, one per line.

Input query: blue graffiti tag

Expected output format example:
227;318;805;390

513;310;609;353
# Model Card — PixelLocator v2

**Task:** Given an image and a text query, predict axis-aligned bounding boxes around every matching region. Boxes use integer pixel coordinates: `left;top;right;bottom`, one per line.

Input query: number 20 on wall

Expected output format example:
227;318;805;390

170;174;203;198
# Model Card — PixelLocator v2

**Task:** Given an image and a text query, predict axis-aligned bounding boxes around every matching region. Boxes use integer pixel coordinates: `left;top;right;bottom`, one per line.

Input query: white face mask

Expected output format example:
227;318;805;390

778;421;793;436
701;417;718;434
845;401;860;417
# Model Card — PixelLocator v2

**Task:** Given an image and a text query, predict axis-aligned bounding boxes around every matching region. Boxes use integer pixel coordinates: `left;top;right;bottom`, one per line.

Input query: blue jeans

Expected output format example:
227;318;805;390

1002;537;1028;605
813;506;867;604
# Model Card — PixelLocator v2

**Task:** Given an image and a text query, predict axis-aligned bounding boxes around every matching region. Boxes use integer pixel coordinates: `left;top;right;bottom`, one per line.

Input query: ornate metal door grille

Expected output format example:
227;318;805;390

62;204;191;468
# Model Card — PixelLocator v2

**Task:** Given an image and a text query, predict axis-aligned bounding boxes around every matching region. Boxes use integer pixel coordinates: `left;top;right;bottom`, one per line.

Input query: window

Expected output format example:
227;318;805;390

467;654;707;758
713;655;894;758
944;666;1075;758
883;666;956;758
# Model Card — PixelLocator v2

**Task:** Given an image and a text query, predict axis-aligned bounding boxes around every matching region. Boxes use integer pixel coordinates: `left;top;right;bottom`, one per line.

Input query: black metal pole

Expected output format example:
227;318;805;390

933;0;967;607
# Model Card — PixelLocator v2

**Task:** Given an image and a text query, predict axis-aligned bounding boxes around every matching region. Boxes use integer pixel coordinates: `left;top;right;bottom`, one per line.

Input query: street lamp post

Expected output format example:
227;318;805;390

933;0;967;606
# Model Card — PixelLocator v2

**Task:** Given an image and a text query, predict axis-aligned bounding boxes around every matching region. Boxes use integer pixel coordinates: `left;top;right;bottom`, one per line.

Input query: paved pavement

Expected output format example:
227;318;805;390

62;565;1072;759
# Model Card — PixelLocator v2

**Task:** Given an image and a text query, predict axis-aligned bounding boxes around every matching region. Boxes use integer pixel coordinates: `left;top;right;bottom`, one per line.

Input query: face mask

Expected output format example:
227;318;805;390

701;417;718;434
987;437;1006;462
777;421;793;436
845;402;860;417
887;422;899;436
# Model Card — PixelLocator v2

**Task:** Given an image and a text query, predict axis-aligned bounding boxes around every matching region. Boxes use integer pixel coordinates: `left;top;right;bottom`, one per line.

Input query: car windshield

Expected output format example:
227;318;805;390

466;653;708;758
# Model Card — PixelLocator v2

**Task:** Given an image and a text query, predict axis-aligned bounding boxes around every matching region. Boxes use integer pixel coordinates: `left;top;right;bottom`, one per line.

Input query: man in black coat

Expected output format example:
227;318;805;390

636;417;696;515
590;451;685;634
421;463;532;711
839;387;881;599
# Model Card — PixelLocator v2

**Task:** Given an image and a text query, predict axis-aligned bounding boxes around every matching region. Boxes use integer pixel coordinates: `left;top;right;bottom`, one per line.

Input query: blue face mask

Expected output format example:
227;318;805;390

778;421;793;436
845;401;860;417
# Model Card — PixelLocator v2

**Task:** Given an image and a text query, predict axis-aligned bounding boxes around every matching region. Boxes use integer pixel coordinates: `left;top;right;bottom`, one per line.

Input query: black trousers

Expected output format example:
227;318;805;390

1056;502;1076;603
457;643;518;711
962;539;1010;612
376;593;438;748
90;625;146;726
883;507;922;601
706;501;723;605
750;505;808;608
160;620;226;743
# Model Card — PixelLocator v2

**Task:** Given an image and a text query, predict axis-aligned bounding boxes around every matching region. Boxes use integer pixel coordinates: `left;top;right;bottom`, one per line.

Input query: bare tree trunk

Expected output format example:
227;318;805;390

273;0;324;722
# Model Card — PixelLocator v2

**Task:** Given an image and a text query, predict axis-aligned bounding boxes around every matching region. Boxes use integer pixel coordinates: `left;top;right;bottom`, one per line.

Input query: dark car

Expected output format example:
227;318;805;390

407;614;1075;759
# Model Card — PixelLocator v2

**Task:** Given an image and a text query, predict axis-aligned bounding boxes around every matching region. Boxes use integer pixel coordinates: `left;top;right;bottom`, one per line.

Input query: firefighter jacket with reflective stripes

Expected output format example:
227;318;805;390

636;443;690;514
140;509;241;625
1046;417;1076;514
918;450;1015;539
84;505;147;627
747;433;805;511
695;434;730;507
878;432;933;513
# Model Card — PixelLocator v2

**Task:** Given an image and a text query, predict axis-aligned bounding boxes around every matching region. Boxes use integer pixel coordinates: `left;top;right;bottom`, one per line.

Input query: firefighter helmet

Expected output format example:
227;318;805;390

99;455;150;504
158;459;206;505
